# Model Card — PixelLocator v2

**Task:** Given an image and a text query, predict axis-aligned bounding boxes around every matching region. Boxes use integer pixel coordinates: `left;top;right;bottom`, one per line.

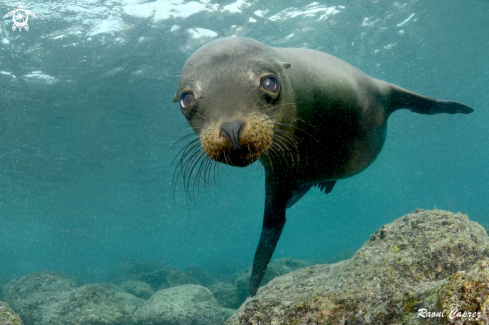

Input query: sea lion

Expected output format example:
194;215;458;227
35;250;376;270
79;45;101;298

172;37;473;297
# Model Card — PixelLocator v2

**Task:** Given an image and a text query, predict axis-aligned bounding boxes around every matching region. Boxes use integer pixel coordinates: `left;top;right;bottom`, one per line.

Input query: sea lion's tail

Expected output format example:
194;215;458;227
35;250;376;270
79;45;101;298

387;84;474;115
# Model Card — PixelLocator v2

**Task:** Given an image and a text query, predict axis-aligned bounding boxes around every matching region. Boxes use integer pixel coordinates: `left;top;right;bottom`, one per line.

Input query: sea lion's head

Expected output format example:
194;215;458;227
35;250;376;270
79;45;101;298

173;37;294;168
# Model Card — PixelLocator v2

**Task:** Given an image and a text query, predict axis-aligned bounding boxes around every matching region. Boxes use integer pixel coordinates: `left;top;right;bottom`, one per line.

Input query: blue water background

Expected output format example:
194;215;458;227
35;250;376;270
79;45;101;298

0;0;487;282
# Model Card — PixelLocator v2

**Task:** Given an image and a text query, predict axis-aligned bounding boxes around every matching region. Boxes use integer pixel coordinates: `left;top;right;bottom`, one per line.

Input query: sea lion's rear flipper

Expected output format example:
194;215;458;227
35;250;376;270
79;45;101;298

315;180;336;194
388;85;474;115
287;184;313;209
287;181;337;209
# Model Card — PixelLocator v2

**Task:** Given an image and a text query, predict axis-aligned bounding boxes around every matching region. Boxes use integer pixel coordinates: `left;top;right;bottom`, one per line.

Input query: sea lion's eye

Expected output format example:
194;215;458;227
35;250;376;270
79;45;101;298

260;76;278;92
180;92;195;110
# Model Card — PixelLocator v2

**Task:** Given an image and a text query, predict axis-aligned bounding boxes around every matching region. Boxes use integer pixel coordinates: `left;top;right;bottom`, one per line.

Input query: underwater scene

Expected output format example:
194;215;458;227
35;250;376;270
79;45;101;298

0;0;488;324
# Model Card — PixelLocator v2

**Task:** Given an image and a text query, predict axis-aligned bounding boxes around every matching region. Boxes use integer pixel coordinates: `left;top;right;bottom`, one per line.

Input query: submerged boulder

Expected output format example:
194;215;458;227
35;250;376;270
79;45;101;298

209;282;240;309
227;210;489;325
0;301;23;325
220;307;236;322
119;281;154;299
0;271;77;321
34;284;143;324
109;259;200;292
0;271;144;325
133;284;225;325
139;267;200;291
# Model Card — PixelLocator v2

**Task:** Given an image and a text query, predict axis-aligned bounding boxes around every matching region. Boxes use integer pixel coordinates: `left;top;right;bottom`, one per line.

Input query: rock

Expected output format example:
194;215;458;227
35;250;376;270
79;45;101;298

0;271;77;316
119;281;154;299
109;259;200;291
220;307;236;322
1;271;144;325
0;301;23;325
100;284;146;315
109;259;168;284
235;257;314;304
209;282;240;309
326;247;357;263
226;210;489;325
139;267;200;291
185;265;217;287
133;284;224;325
437;260;489;324
36;284;143;325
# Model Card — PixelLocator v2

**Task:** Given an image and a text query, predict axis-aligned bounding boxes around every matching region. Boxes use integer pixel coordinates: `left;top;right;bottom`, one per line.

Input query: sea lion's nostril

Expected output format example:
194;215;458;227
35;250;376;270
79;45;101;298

220;120;244;150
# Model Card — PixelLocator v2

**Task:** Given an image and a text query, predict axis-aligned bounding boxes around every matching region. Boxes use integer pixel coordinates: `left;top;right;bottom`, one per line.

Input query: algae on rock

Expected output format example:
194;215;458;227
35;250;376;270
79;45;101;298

227;210;489;325
0;301;23;325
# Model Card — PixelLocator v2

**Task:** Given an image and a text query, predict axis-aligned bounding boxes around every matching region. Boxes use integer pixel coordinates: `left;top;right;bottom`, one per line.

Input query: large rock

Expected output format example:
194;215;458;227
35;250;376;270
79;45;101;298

0;271;77;315
1;271;144;325
209;282;240;309
133;284;225;325
227;210;489;325
0;301;23;325
118;281;154;299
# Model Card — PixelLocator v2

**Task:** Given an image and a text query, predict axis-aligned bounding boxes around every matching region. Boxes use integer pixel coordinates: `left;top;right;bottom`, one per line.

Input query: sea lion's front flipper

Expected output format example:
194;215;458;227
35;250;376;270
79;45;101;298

249;174;291;297
388;84;474;115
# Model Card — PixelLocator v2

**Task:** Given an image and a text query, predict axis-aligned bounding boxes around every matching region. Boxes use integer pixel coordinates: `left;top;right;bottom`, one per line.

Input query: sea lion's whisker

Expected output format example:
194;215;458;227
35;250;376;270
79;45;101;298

171;133;198;150
223;152;231;166
262;149;274;175
181;147;205;190
173;142;200;179
270;122;318;142
175;142;203;170
191;152;207;196
271;134;297;166
171;138;201;165
266;146;284;171
212;156;221;184
263;102;296;113
252;94;265;110
270;128;299;150
173;146;201;194
194;112;208;121
194;152;208;188
184;157;204;196
202;156;215;186
173;137;200;159
270;128;299;158
201;156;216;186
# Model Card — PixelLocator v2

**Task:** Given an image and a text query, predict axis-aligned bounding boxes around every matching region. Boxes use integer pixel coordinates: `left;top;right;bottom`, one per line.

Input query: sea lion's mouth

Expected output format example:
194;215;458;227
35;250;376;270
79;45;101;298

199;112;273;167
203;144;267;167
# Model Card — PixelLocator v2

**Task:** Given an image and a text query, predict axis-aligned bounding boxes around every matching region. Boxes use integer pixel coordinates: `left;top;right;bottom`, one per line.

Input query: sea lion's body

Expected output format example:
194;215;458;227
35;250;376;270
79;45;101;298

173;37;473;297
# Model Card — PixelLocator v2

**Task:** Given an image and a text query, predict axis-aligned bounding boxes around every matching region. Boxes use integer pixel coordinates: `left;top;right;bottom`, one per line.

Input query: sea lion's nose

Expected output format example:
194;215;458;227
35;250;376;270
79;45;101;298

220;120;244;151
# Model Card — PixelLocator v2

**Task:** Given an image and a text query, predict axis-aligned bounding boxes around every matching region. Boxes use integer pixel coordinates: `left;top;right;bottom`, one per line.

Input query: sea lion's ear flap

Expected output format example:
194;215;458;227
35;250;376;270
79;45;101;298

172;94;178;102
280;62;291;69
